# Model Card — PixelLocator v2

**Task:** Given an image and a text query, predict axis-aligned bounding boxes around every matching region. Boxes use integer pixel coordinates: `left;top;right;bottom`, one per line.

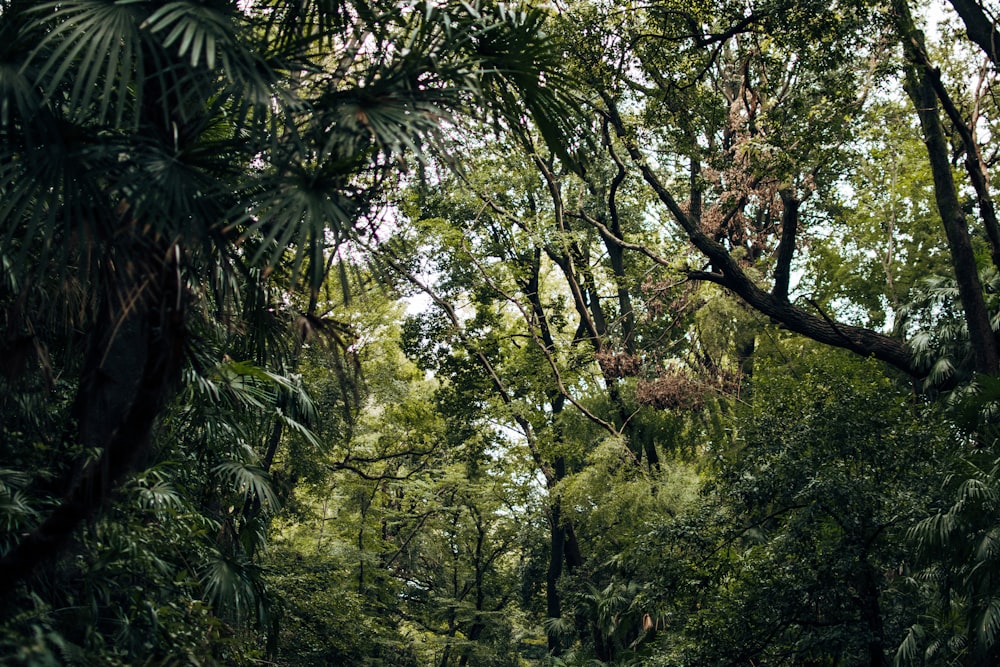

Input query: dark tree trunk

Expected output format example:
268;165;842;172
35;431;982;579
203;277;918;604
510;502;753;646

457;508;488;667
858;559;888;667
947;0;1000;66
546;497;567;654
0;239;186;599
773;191;799;302
895;0;1000;376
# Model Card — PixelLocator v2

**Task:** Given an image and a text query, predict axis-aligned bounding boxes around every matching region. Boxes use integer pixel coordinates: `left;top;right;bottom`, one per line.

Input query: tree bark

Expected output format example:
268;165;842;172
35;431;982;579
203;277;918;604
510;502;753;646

772;190;800;302
546;498;567;654
600;118;638;354
858;559;889;667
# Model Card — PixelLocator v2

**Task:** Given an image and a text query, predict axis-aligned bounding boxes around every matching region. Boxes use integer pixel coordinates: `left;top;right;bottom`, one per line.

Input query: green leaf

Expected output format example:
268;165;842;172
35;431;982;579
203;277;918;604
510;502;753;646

213;460;280;511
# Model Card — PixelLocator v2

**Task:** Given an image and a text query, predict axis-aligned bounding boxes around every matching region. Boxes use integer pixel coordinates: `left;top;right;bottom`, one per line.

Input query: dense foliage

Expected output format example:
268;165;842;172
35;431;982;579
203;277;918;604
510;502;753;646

4;0;1000;665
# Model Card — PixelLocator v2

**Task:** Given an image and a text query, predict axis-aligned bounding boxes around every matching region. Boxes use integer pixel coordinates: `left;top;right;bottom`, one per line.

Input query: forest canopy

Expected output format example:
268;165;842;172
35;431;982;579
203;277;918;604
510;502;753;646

2;0;1000;665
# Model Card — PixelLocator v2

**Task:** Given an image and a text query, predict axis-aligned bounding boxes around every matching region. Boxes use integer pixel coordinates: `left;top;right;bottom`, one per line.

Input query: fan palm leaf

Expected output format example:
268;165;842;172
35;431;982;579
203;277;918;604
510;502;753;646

25;1;147;127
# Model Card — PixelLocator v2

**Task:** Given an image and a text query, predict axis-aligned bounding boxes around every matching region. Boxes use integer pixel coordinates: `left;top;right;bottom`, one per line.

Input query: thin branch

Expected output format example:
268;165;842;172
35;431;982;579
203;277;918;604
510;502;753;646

327;460;430;482
459;239;622;438
364;241;558;483
572;209;674;269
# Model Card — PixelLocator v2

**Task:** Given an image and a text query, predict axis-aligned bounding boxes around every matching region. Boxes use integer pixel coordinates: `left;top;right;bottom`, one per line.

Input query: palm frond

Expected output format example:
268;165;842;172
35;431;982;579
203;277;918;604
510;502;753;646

909;510;963;554
200;550;261;620
543;615;576;638
26;0;147;127
0;129;115;283
0;60;40;130
231;163;359;286
134;470;184;513
894;624;925;667
143;2;235;70
980;598;1000;650
276;406;322;450
212;460;279;511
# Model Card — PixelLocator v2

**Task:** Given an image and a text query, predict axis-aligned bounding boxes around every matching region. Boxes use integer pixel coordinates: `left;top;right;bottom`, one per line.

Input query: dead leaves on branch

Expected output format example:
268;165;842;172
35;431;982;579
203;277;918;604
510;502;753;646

637;364;743;411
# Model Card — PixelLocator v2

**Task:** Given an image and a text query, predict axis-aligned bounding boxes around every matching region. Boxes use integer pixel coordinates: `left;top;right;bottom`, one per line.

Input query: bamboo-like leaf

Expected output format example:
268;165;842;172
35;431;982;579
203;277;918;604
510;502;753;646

958;477;997;505
894;623;923;667
276;407;322;450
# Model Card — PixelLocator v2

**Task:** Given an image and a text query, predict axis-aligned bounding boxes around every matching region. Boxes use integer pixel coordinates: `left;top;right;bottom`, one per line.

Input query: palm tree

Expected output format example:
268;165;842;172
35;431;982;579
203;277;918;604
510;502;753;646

0;0;573;597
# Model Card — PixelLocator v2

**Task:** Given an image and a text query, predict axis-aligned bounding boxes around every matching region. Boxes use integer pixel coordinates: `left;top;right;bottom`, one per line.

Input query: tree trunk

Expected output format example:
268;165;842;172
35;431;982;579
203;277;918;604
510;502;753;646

0;239;186;598
947;0;1000;66
773;190;800;302
546;498;567;654
858;559;888;667
895;0;1000;376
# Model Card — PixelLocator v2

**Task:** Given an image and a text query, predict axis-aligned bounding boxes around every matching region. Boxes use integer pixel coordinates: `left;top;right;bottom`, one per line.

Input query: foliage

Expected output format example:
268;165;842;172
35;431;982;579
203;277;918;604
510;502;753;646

6;0;1000;664
899;375;1000;665
628;351;951;666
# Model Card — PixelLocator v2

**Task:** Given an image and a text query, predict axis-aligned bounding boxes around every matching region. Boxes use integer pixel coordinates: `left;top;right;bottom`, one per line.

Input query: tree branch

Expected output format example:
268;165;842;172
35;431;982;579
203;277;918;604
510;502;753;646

772;190;799;302
602;96;920;376
947;0;1000;67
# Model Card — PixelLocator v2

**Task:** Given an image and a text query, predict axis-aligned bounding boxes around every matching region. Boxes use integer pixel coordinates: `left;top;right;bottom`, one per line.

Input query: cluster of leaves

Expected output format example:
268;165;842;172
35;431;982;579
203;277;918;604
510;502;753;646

614;351;951;665
0;358;311;665
0;245;329;660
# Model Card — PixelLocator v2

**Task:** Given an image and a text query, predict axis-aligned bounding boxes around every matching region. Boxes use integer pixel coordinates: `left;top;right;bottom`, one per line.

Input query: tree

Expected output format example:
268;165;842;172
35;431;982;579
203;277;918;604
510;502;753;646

267;288;539;666
0;0;570;595
628;349;951;666
387;118;734;660
528;0;1000;383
